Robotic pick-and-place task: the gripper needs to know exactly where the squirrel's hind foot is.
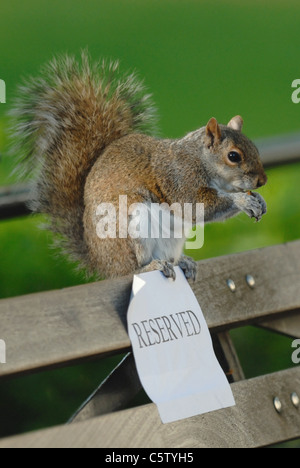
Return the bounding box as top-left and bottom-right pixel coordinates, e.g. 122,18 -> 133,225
138,259 -> 176,280
138,257 -> 197,282
178,255 -> 197,282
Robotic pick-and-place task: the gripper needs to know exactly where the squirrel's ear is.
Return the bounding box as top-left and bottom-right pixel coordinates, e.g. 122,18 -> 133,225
227,115 -> 243,132
206,117 -> 221,147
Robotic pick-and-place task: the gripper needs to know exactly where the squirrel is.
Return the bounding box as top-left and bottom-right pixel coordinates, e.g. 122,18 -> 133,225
10,52 -> 267,281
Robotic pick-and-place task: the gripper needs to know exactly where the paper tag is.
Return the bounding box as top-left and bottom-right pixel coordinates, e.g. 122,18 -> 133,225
127,267 -> 235,424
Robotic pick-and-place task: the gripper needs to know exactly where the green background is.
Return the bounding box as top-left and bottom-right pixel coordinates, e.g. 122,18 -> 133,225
0,0 -> 299,445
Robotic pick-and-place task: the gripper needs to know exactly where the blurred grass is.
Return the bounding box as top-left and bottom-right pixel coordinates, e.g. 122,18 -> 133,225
0,0 -> 299,442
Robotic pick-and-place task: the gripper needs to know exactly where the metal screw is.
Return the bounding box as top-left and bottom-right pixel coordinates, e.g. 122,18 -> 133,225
246,274 -> 255,289
291,392 -> 300,409
227,279 -> 236,292
273,396 -> 282,413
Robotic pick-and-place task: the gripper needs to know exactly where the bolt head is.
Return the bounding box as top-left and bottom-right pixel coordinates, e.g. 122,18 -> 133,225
291,392 -> 300,408
273,397 -> 282,413
246,274 -> 255,288
227,279 -> 236,292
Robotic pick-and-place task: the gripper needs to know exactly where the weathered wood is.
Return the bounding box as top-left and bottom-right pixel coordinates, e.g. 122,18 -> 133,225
69,352 -> 142,423
257,311 -> 300,338
0,241 -> 299,378
0,184 -> 31,220
0,276 -> 132,378
215,332 -> 245,382
191,240 -> 300,332
256,132 -> 300,168
1,367 -> 299,448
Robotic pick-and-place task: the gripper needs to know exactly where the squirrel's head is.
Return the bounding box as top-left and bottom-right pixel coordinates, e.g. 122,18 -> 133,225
202,116 -> 267,193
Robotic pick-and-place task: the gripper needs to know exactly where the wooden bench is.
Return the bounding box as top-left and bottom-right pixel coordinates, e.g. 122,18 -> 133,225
0,133 -> 300,448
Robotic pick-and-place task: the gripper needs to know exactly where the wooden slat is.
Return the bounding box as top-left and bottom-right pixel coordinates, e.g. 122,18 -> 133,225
256,132 -> 300,168
0,132 -> 300,221
1,367 -> 299,448
191,240 -> 300,331
0,184 -> 31,220
257,311 -> 300,338
215,332 -> 245,382
0,276 -> 133,377
0,241 -> 299,378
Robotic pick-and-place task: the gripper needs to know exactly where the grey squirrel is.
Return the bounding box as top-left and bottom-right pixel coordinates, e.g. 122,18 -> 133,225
10,52 -> 267,280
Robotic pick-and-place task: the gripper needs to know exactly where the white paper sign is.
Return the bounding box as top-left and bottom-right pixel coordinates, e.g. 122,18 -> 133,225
127,267 -> 235,424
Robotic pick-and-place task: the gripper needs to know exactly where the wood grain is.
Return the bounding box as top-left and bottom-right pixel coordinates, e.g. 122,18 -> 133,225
256,132 -> 300,167
1,367 -> 299,448
0,241 -> 299,378
258,311 -> 300,338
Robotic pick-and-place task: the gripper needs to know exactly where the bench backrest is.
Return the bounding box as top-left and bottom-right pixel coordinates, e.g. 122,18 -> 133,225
0,133 -> 300,448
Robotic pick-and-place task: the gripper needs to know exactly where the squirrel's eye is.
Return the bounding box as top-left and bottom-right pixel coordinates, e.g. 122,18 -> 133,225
227,151 -> 242,163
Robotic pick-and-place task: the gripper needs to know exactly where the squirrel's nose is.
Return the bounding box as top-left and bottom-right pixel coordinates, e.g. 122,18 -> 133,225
256,174 -> 267,188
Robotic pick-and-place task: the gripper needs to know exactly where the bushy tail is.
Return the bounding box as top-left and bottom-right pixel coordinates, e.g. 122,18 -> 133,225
10,52 -> 157,268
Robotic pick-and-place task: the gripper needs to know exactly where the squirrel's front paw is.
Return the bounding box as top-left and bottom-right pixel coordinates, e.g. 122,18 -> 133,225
250,192 -> 267,218
232,192 -> 267,222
